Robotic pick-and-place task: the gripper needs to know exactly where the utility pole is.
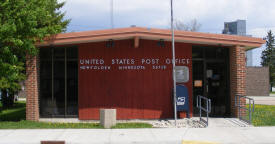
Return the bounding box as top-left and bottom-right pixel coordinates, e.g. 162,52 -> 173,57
170,0 -> 177,127
111,0 -> 114,29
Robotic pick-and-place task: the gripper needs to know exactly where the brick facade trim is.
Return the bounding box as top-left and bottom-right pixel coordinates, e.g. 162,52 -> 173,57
230,45 -> 246,117
26,55 -> 39,121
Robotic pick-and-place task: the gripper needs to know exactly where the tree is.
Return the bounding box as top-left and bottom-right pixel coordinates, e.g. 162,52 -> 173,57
0,0 -> 70,107
175,19 -> 202,32
261,30 -> 275,91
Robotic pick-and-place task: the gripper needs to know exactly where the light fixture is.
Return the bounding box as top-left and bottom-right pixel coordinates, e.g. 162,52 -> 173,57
157,39 -> 165,47
106,39 -> 114,48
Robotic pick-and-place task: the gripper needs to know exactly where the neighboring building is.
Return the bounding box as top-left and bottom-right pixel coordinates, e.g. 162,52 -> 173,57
222,20 -> 253,66
222,20 -> 246,36
246,50 -> 253,66
25,27 -> 264,121
246,67 -> 270,96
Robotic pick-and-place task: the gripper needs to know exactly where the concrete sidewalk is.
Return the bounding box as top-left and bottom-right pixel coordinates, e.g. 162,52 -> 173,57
0,127 -> 275,144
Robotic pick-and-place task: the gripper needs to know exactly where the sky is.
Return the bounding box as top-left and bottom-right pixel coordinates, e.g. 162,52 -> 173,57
59,0 -> 275,66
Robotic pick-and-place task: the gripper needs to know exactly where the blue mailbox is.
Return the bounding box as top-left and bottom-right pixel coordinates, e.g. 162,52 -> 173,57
176,85 -> 189,112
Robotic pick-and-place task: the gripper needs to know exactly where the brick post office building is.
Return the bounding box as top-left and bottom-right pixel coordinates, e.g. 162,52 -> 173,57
25,27 -> 264,121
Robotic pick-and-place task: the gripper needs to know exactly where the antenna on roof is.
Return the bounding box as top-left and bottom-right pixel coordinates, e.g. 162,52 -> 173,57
110,0 -> 114,29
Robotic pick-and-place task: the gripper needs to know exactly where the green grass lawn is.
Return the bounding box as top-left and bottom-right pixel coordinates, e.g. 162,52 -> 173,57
112,123 -> 152,129
0,101 -> 26,121
270,91 -> 275,94
250,104 -> 275,126
0,101 -> 152,129
0,120 -> 103,129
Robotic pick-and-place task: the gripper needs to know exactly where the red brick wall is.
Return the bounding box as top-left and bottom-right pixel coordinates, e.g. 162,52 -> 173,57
229,45 -> 246,117
26,55 -> 39,121
246,66 -> 269,96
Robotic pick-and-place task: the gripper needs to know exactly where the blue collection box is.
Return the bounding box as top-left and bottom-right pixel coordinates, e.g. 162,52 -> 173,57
176,85 -> 189,112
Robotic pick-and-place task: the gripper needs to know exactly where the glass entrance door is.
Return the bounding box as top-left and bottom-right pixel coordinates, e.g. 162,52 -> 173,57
206,62 -> 230,117
192,46 -> 230,117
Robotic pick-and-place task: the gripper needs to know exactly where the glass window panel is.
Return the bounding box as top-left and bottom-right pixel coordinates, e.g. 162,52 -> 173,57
67,47 -> 78,59
192,47 -> 203,58
39,48 -> 53,117
40,48 -> 52,60
67,61 -> 78,116
54,48 -> 65,60
216,47 -> 227,59
53,60 -> 65,116
205,47 -> 216,59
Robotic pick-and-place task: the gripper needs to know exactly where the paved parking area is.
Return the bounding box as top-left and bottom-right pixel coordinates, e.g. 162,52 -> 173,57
247,96 -> 275,105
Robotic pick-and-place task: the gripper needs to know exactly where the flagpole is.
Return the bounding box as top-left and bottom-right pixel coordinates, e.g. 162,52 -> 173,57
170,0 -> 177,127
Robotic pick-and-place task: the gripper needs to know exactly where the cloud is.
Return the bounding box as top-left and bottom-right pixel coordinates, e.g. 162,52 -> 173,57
59,0 -> 275,66
59,0 -> 275,32
248,27 -> 275,38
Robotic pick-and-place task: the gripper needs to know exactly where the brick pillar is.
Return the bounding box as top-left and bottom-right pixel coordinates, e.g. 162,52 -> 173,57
26,55 -> 39,121
230,45 -> 246,117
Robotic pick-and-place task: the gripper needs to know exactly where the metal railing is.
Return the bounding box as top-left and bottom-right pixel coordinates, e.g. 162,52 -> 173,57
196,95 -> 211,127
235,95 -> 254,124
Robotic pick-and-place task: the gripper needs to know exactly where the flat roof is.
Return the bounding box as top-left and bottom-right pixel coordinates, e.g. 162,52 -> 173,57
38,27 -> 265,49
